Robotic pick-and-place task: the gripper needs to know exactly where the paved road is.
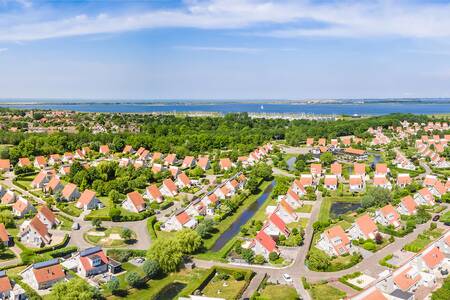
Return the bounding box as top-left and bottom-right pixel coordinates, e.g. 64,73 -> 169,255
0,246 -> 22,268
3,176 -> 46,205
272,167 -> 296,178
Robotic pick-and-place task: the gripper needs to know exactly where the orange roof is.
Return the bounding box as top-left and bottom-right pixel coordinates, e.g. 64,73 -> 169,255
393,266 -> 421,291
380,204 -> 399,221
178,172 -> 191,186
349,175 -> 362,185
310,163 -> 322,174
175,211 -> 190,225
32,262 -> 64,284
363,289 -> 388,300
373,175 -> 388,185
208,193 -> 218,203
324,175 -> 337,186
220,158 -> 232,169
0,223 -> 9,243
197,156 -> 209,169
46,176 -> 61,190
182,156 -> 195,167
353,163 -> 366,175
79,249 -> 108,272
164,153 -> 176,164
300,175 -> 313,186
127,191 -> 146,210
375,163 -> 388,174
152,152 -> 162,161
147,185 -> 162,200
13,198 -> 31,213
32,171 -> 48,186
330,162 -> 342,175
279,199 -> 295,216
306,138 -> 314,145
397,174 -> 411,185
1,191 -> 15,205
355,214 -> 377,238
0,274 -> 12,293
0,159 -> 10,170
422,247 -> 444,269
433,181 -> 446,195
29,216 -> 51,243
77,189 -> 96,206
99,145 -> 109,154
163,179 -> 177,193
324,225 -> 350,245
255,230 -> 277,252
269,213 -> 289,235
34,156 -> 47,166
39,206 -> 57,224
123,145 -> 133,154
18,157 -> 31,166
401,196 -> 417,214
345,147 -> 365,156
62,183 -> 77,199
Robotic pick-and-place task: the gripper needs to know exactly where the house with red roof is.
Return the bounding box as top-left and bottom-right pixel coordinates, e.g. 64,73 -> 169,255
251,230 -> 278,259
31,171 -> 52,189
58,165 -> 71,176
197,156 -> 210,170
135,147 -> 145,157
151,163 -> 164,174
291,179 -> 306,196
317,225 -> 353,257
19,216 -> 52,247
375,204 -> 401,228
146,185 -> 164,203
353,163 -> 366,178
122,191 -> 147,213
310,163 -> 322,177
417,246 -> 445,273
122,145 -> 134,154
201,193 -> 219,214
318,138 -> 326,146
0,224 -> 11,246
74,149 -> 85,160
181,156 -> 196,169
163,210 -> 197,231
76,189 -> 101,211
37,206 -> 60,229
219,158 -> 233,171
414,188 -> 435,206
44,176 -> 63,194
0,159 -> 10,172
160,179 -> 178,197
237,156 -> 249,168
274,199 -> 298,224
392,265 -> 422,293
164,154 -> 177,166
373,175 -> 392,190
349,175 -> 364,192
263,213 -> 290,238
21,259 -> 65,290
12,198 -> 35,218
330,162 -> 342,177
152,152 -> 162,162
48,154 -> 61,165
176,172 -> 191,189
169,166 -> 180,178
397,196 -> 418,216
76,247 -> 110,277
348,214 -> 379,240
324,175 -> 338,190
62,152 -> 74,163
33,156 -> 47,169
396,173 -> 412,187
1,190 -> 16,205
299,174 -> 313,187
0,271 -> 25,299
423,175 -> 438,187
99,145 -> 110,155
306,138 -> 314,146
17,157 -> 31,168
429,181 -> 446,198
61,183 -> 79,201
284,188 -> 303,209
350,287 -> 388,300
375,163 -> 389,176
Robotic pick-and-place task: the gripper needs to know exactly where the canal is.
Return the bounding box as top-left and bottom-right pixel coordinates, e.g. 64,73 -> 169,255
210,180 -> 275,252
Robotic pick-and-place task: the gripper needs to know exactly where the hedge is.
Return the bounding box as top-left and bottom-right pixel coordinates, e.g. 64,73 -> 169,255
147,216 -> 157,240
84,214 -> 111,221
15,234 -> 70,254
338,272 -> 363,291
12,180 -> 29,191
379,254 -> 397,269
48,246 -> 78,258
106,249 -> 147,262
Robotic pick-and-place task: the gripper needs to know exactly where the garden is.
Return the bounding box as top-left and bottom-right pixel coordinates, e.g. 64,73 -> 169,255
84,226 -> 136,248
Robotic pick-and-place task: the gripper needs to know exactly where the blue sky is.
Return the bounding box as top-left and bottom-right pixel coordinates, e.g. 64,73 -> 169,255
2,0 -> 450,100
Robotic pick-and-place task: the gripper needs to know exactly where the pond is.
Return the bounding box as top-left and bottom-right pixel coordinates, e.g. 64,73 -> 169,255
330,202 -> 362,218
153,282 -> 187,300
210,180 -> 275,252
286,156 -> 297,171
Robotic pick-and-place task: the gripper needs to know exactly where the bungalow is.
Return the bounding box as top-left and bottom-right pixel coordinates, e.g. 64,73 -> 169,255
44,176 -> 63,194
353,163 -> 366,178
163,210 -> 197,231
61,183 -> 80,201
324,175 -> 338,190
420,246 -> 446,272
197,156 -> 210,170
175,172 -> 191,189
122,191 -> 146,213
0,271 -> 25,300
317,225 -> 353,257
146,185 -> 164,203
423,175 -> 438,187
0,159 -> 10,172
164,154 -> 176,166
12,198 -> 35,218
37,206 -> 60,229
414,188 -> 435,206
397,196 -> 417,216
373,175 -> 392,190
219,158 -> 233,171
348,214 -> 378,241
375,204 -> 401,228
48,154 -> 61,166
181,156 -> 196,169
291,179 -> 306,196
99,145 -> 110,155
306,138 -> 314,146
310,163 -> 322,177
76,247 -> 110,277
19,216 -> 51,247
160,179 -> 178,197
397,174 -> 412,187
393,265 -> 422,292
263,213 -> 290,238
1,191 -> 16,205
330,162 -> 342,177
284,188 -> 302,209
21,259 -> 65,290
251,230 -> 278,259
122,145 -> 134,154
300,174 -> 313,187
76,189 -> 101,211
17,157 -> 31,168
33,156 -> 47,169
152,152 -> 162,162
429,181 -> 446,198
349,175 -> 364,192
375,163 -> 389,176
0,224 -> 11,246
74,149 -> 85,160
31,171 -> 52,189
275,199 -> 298,224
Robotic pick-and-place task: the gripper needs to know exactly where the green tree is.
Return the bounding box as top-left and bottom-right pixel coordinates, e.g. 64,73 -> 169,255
142,260 -> 160,279
0,210 -> 14,228
106,277 -> 119,294
147,238 -> 183,273
48,278 -> 101,300
109,189 -> 121,203
307,248 -> 330,271
109,206 -> 121,221
361,187 -> 392,208
126,271 -> 142,288
196,219 -> 215,238
91,219 -> 102,229
320,152 -> 334,166
245,177 -> 260,194
121,228 -> 133,241
175,229 -> 202,254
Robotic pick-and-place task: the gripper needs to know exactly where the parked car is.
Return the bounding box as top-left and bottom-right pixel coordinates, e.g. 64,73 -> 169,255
433,215 -> 441,221
282,273 -> 293,284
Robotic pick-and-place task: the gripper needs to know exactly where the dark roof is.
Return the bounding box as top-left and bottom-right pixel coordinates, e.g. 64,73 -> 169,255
80,246 -> 102,257
33,258 -> 59,269
390,289 -> 414,300
108,258 -> 121,267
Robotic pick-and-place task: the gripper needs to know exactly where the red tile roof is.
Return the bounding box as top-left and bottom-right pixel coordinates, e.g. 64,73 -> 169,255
331,162 -> 342,175
39,206 -> 57,224
147,185 -> 163,200
127,191 -> 146,211
0,159 -> 11,170
0,274 -> 12,293
355,214 -> 377,238
375,163 -> 388,174
269,213 -> 289,236
401,196 -> 417,214
77,189 -> 96,206
163,179 -> 177,193
33,263 -> 65,284
79,249 -> 108,272
422,246 -> 444,269
62,183 -> 77,199
354,163 -> 366,175
0,223 -> 9,243
30,216 -> 51,243
175,211 -> 190,225
220,158 -> 232,169
255,230 -> 277,252
393,266 -> 421,291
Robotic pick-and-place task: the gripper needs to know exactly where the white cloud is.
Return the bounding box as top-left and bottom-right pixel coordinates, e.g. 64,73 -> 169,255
3,0 -> 450,42
0,48 -> 8,53
175,46 -> 263,53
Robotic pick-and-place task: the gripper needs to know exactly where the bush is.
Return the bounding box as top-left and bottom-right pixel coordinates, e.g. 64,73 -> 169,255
126,271 -> 142,288
142,260 -> 160,279
362,241 -> 376,251
233,271 -> 244,281
106,249 -> 146,262
253,254 -> 265,265
268,252 -> 279,262
302,277 -> 310,289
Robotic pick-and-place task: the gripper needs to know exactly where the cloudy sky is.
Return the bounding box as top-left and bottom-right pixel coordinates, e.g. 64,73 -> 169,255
2,0 -> 450,99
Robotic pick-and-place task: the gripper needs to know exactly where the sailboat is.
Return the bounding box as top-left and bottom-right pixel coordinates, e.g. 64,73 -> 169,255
260,105 -> 264,110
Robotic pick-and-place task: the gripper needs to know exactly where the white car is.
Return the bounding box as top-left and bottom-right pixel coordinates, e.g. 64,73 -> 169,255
282,273 -> 293,283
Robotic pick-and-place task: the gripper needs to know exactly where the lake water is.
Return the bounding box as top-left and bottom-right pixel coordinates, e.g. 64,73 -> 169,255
1,101 -> 450,115
330,202 -> 362,218
153,282 -> 187,300
287,156 -> 297,171
210,180 -> 275,252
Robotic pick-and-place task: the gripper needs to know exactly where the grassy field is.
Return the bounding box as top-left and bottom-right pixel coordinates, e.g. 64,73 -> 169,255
318,197 -> 332,223
84,226 -> 135,248
57,213 -> 74,231
296,204 -> 312,213
202,276 -> 247,299
86,196 -> 147,219
309,283 -> 346,300
403,227 -> 445,252
257,284 -> 299,300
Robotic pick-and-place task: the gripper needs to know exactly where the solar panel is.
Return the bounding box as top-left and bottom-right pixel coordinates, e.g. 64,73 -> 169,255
33,258 -> 59,269
80,246 -> 102,257
0,271 -> 5,277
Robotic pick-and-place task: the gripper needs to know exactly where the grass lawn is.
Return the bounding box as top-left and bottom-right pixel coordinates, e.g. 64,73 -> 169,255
0,249 -> 16,261
87,196 -> 145,220
58,202 -> 82,217
84,226 -> 136,248
296,204 -> 312,213
15,180 -> 33,191
318,197 -> 332,223
258,284 -> 299,300
309,283 -> 346,300
403,228 -> 444,252
441,211 -> 450,223
201,276 -> 247,300
5,265 -> 27,277
57,213 -> 73,231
